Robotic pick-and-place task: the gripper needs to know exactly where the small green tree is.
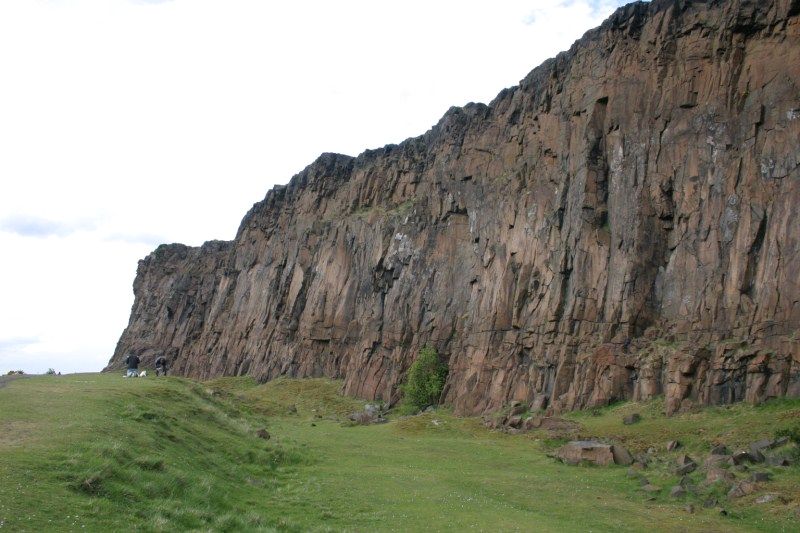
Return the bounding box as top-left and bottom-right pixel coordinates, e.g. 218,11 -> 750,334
399,346 -> 448,413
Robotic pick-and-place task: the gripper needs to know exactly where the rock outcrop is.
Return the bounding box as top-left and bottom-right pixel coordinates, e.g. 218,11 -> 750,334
108,0 -> 800,416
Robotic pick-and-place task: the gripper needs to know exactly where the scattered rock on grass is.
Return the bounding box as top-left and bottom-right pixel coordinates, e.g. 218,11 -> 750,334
611,444 -> 633,466
710,444 -> 729,456
348,407 -> 387,425
750,472 -> 771,482
755,494 -> 784,504
641,484 -> 661,493
704,454 -> 731,468
670,485 -> 686,498
666,440 -> 681,451
773,436 -> 790,448
256,429 -> 271,440
732,450 -> 764,465
623,413 -> 641,425
706,467 -> 735,484
728,481 -> 758,499
684,504 -> 695,514
703,498 -> 718,508
556,441 -> 614,466
766,454 -> 792,467
750,439 -> 775,454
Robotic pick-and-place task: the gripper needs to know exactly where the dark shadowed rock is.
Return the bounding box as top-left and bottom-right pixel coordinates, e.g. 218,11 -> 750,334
674,462 -> 697,476
256,429 -> 270,440
710,445 -> 729,456
750,472 -> 771,482
732,450 -> 763,465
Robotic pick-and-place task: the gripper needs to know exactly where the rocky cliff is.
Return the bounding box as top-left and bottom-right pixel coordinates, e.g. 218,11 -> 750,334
108,0 -> 800,416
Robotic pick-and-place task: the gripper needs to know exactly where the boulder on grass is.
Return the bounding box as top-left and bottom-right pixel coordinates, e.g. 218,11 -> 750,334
728,480 -> 758,499
706,467 -> 735,484
755,493 -> 786,504
556,441 -> 614,466
749,439 -> 775,454
670,485 -> 686,498
623,413 -> 641,425
710,444 -> 729,456
732,450 -> 764,465
704,454 -> 731,468
611,444 -> 634,466
766,455 -> 792,467
666,440 -> 681,451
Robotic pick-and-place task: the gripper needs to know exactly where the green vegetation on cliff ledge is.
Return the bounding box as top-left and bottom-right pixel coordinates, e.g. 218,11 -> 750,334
1,374 -> 798,532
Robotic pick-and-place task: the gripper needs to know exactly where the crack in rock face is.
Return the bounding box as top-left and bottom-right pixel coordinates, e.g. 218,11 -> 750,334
107,0 -> 800,416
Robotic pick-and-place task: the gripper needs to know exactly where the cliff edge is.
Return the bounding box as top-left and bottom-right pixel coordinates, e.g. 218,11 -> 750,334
108,0 -> 800,416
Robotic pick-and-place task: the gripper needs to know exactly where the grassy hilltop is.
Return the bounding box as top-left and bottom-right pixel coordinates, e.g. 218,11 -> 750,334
0,373 -> 798,532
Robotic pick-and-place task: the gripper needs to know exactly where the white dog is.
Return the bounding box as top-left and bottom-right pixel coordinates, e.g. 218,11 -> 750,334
139,370 -> 147,378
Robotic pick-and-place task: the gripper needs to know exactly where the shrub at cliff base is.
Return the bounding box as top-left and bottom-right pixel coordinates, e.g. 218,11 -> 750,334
397,346 -> 448,414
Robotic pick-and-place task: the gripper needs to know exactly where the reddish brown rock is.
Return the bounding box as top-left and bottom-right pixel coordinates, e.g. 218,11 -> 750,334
556,441 -> 614,466
107,0 -> 800,417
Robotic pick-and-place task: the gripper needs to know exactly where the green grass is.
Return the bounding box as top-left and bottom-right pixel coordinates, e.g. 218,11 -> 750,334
1,374 -> 798,531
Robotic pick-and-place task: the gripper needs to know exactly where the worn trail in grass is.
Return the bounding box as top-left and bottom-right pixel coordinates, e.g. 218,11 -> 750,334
1,374 -> 798,531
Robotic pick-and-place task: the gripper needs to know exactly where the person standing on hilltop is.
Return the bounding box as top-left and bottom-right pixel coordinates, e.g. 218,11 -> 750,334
155,355 -> 168,376
124,353 -> 140,378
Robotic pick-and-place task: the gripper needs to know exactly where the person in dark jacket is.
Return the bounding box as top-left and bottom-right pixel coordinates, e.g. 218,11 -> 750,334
125,353 -> 140,378
155,355 -> 168,376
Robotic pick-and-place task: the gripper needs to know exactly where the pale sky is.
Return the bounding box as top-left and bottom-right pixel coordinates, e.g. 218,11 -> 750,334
0,0 -> 630,374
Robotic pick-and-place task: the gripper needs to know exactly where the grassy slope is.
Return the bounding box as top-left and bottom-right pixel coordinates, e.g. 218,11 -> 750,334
1,374 -> 798,532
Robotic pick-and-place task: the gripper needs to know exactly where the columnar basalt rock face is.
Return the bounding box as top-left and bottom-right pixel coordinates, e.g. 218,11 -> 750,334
108,0 -> 800,416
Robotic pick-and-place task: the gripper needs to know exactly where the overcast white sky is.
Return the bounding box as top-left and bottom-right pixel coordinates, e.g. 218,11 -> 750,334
0,0 -> 629,374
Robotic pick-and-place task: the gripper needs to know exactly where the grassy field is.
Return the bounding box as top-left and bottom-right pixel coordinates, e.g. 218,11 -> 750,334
0,373 -> 798,532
